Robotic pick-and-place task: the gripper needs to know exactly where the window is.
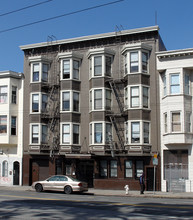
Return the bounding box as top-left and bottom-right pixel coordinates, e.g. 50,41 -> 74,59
88,48 -> 115,78
131,122 -> 140,143
73,92 -> 79,112
142,52 -> 148,72
12,86 -> 17,104
124,54 -> 128,75
42,94 -> 48,111
170,74 -> 180,94
185,74 -> 190,95
105,90 -> 111,110
143,122 -> 149,143
32,125 -> 39,143
131,87 -> 139,108
186,112 -> 191,133
143,87 -> 149,108
2,161 -> 8,177
94,123 -> 102,143
94,89 -> 102,110
66,164 -> 72,175
106,123 -> 112,143
62,124 -> 70,144
61,91 -> 80,112
0,86 -> 8,104
110,160 -> 117,177
73,124 -> 79,144
42,125 -> 48,143
125,122 -> 129,144
73,60 -> 79,80
32,63 -> 39,82
130,52 -> 139,72
162,74 -> 167,96
11,116 -> 16,135
94,56 -> 102,76
125,160 -> 133,177
100,160 -> 107,177
62,92 -> 70,111
42,64 -> 49,82
124,87 -> 128,109
32,94 -> 39,112
63,60 -> 70,79
164,113 -> 167,133
136,161 -> 143,178
171,112 -> 181,132
0,116 -> 7,134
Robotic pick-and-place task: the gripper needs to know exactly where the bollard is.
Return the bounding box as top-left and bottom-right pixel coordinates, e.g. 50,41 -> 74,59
124,184 -> 129,195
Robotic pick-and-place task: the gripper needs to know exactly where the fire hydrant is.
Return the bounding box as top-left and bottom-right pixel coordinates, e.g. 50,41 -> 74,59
124,184 -> 129,195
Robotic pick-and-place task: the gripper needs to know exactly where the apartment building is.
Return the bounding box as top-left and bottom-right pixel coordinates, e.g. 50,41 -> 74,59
157,48 -> 193,192
20,26 -> 165,190
0,71 -> 24,186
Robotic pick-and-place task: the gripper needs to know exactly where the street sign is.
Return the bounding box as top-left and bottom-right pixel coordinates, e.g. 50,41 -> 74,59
153,158 -> 158,166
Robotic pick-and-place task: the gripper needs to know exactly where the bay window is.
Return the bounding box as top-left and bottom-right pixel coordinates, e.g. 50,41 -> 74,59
130,52 -> 139,72
61,90 -> 80,112
61,123 -> 80,145
94,123 -> 102,143
31,125 -> 39,144
32,63 -> 39,82
31,124 -> 48,144
0,86 -> 8,104
94,89 -> 102,110
131,122 -> 140,143
171,112 -> 181,132
63,60 -> 70,79
131,86 -> 139,108
170,73 -> 180,94
0,115 -> 7,134
62,124 -> 70,144
31,93 -> 48,113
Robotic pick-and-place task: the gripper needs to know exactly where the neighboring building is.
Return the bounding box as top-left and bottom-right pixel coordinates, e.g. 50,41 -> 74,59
157,48 -> 193,192
0,71 -> 24,186
20,26 -> 165,190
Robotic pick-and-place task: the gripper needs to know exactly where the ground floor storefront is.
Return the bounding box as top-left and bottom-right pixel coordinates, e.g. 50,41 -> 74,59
23,154 -> 160,191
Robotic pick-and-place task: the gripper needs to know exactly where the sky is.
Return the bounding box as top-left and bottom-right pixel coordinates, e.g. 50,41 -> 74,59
0,0 -> 193,73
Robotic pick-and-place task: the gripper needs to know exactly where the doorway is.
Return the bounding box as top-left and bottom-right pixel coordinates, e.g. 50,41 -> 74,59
146,167 -> 154,191
13,161 -> 20,185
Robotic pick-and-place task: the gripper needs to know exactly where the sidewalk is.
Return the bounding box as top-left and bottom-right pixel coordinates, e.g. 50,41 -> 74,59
1,185 -> 193,199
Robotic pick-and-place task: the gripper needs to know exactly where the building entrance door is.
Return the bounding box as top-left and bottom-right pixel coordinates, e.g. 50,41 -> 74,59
13,161 -> 20,185
146,167 -> 154,191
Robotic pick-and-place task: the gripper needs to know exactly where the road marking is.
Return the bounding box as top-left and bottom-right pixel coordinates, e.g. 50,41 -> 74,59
0,194 -> 193,210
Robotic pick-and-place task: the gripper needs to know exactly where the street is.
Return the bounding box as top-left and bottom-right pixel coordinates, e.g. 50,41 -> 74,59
0,189 -> 193,219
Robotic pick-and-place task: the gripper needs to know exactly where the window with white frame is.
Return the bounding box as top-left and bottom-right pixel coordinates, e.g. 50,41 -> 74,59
90,88 -> 112,111
90,122 -> 112,145
171,112 -> 181,132
125,121 -> 150,144
11,116 -> 16,135
170,73 -> 180,94
88,48 -> 115,78
125,160 -> 133,178
0,115 -> 7,134
58,52 -> 82,80
12,86 -> 17,104
122,44 -> 151,75
30,61 -> 49,83
162,73 -> 167,97
186,112 -> 191,133
31,124 -> 48,144
0,86 -> 8,104
125,85 -> 149,109
2,160 -> 8,177
61,123 -> 80,145
110,160 -> 117,177
164,113 -> 167,133
185,74 -> 190,95
31,93 -> 48,113
61,91 -> 80,112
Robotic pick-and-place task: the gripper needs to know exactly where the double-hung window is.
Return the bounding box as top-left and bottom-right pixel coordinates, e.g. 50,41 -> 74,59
170,73 -> 180,94
11,116 -> 17,135
94,123 -> 102,144
94,89 -> 102,110
131,86 -> 139,108
100,160 -> 107,177
171,112 -> 181,132
63,60 -> 70,79
31,125 -> 39,144
73,92 -> 79,112
143,87 -> 149,108
143,122 -> 149,143
186,112 -> 191,133
105,123 -> 112,143
61,123 -> 80,145
62,124 -> 70,144
0,116 -> 7,134
164,113 -> 167,133
162,74 -> 167,96
42,125 -> 48,144
110,160 -> 117,177
42,64 -> 49,82
32,94 -> 39,112
0,86 -> 8,104
31,124 -> 48,144
12,86 -> 17,104
73,60 -> 79,80
130,52 -> 139,73
61,91 -> 79,112
42,94 -> 48,112
185,74 -> 190,95
131,122 -> 140,143
62,92 -> 70,111
32,63 -> 40,82
94,56 -> 102,76
125,160 -> 133,178
73,124 -> 79,144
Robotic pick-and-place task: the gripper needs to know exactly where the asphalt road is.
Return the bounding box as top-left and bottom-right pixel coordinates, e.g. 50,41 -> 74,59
0,189 -> 193,219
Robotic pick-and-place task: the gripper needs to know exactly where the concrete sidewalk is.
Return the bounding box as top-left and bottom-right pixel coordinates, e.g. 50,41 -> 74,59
1,185 -> 193,199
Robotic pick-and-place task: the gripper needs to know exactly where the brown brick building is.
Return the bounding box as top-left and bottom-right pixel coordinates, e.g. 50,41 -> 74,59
20,26 -> 165,190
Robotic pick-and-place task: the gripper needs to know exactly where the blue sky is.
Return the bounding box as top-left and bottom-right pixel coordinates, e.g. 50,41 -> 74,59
1,0 -> 193,73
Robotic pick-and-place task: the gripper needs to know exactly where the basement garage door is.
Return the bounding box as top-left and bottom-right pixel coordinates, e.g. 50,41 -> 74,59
31,160 -> 49,183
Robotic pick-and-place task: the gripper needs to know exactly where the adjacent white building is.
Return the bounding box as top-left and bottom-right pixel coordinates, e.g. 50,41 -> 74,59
0,71 -> 24,186
157,49 -> 193,192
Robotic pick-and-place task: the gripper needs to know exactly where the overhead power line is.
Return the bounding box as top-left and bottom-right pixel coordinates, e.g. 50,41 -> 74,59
0,0 -> 124,34
0,0 -> 53,17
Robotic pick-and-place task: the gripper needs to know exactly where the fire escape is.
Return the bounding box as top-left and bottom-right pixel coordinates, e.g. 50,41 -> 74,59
41,36 -> 60,157
106,26 -> 126,155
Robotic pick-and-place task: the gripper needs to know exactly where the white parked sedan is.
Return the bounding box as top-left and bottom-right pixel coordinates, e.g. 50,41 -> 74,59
32,175 -> 88,194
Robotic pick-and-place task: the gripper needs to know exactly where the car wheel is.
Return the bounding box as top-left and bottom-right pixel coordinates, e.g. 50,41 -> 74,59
64,185 -> 72,194
35,183 -> 43,192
